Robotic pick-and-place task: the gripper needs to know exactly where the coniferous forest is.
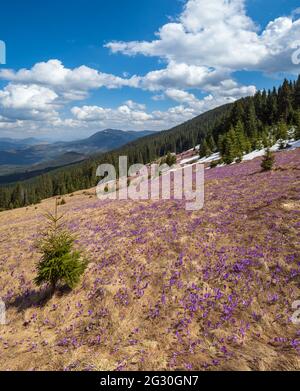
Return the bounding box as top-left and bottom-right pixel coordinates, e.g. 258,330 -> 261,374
1,76 -> 300,211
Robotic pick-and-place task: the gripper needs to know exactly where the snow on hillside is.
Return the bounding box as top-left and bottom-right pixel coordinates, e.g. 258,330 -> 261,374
290,139 -> 300,149
243,139 -> 300,161
198,152 -> 221,164
180,155 -> 200,165
179,139 -> 300,167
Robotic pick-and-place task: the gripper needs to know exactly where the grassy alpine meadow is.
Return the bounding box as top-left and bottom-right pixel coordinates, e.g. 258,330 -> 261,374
0,148 -> 299,371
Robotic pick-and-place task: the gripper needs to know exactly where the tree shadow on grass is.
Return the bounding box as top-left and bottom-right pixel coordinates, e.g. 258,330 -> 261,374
7,285 -> 72,312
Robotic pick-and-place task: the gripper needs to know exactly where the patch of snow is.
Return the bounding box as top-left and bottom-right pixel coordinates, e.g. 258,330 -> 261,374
242,149 -> 266,161
179,139 -> 299,169
243,139 -> 300,162
180,152 -> 221,166
186,145 -> 200,152
198,152 -> 220,164
289,139 -> 300,149
180,155 -> 200,165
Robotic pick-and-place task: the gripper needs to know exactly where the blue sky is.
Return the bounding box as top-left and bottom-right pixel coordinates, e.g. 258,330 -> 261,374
0,0 -> 300,140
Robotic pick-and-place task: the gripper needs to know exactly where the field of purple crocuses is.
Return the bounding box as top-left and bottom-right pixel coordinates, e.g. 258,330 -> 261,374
0,149 -> 299,370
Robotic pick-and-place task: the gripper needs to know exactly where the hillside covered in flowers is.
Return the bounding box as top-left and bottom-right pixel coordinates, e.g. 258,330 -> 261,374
0,148 -> 299,371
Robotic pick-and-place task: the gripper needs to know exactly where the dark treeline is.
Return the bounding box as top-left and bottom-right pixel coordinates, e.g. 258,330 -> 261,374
200,77 -> 300,163
1,76 -> 300,211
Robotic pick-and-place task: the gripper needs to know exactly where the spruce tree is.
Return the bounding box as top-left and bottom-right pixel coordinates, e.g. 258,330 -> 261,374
294,110 -> 300,140
261,149 -> 275,171
266,89 -> 278,125
164,152 -> 177,166
207,134 -> 217,152
278,79 -> 293,123
222,128 -> 237,164
277,120 -> 288,149
230,100 -> 245,126
235,120 -> 247,157
199,139 -> 211,158
34,199 -> 87,294
294,76 -> 300,109
245,100 -> 257,138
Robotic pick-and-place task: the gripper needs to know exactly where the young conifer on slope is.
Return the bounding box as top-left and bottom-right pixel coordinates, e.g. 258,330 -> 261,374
34,198 -> 87,294
261,148 -> 275,171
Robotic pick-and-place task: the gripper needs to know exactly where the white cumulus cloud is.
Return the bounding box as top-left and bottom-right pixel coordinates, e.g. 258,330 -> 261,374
106,0 -> 300,75
0,59 -> 140,101
1,0 -> 299,137
0,83 -> 59,121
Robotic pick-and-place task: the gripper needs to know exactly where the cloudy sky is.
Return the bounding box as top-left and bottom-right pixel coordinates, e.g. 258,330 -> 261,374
0,0 -> 300,140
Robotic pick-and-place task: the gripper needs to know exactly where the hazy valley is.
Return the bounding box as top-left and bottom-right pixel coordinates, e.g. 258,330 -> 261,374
0,129 -> 154,180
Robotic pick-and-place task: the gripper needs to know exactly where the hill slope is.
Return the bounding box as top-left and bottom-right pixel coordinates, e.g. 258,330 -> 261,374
0,148 -> 299,370
1,75 -> 299,210
0,103 -> 232,206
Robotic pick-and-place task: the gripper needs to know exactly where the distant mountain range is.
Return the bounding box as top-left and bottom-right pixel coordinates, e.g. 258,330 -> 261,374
0,137 -> 42,150
0,129 -> 154,176
52,129 -> 154,153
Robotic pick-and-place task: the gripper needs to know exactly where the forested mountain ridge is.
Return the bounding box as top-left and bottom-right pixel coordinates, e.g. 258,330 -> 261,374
1,76 -> 300,211
52,129 -> 155,153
